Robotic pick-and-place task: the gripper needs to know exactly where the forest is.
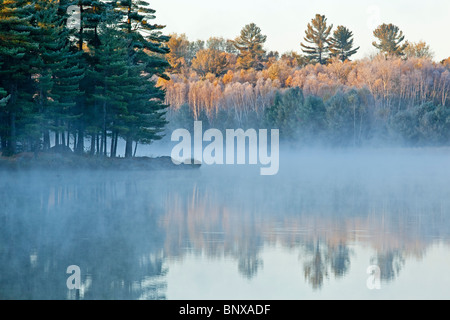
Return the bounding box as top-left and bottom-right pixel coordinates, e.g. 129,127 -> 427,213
1,1 -> 450,158
162,19 -> 450,147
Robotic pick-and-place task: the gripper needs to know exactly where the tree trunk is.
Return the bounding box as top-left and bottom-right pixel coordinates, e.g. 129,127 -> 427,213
125,135 -> 133,158
55,127 -> 59,146
100,130 -> 105,156
43,130 -> 50,150
0,113 -> 6,151
90,134 -> 95,156
110,131 -> 115,158
102,130 -> 107,157
96,134 -> 100,156
113,133 -> 119,157
133,141 -> 138,157
73,131 -> 77,150
62,131 -> 66,147
67,125 -> 70,148
76,127 -> 84,154
78,1 -> 84,51
0,132 -> 6,151
7,112 -> 17,155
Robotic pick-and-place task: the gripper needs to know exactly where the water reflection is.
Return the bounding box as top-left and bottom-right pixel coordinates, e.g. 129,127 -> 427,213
0,150 -> 450,299
0,171 -> 168,300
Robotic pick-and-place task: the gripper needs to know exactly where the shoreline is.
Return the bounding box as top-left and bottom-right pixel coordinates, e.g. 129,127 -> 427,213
0,153 -> 201,171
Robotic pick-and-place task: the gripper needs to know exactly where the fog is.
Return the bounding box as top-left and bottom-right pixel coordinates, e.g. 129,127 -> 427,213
1,147 -> 450,299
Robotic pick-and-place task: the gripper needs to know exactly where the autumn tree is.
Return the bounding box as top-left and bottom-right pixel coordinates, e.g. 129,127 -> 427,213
207,37 -> 238,54
166,33 -> 191,73
372,23 -> 407,57
233,23 -> 267,70
329,26 -> 360,62
404,41 -> 434,60
442,57 -> 450,67
187,40 -> 205,62
192,49 -> 229,77
301,14 -> 333,65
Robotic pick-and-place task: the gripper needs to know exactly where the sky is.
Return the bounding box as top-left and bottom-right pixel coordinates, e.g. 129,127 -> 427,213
151,0 -> 450,61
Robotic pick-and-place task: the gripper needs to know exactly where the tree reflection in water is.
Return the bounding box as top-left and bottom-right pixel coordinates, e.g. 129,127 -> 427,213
1,154 -> 450,299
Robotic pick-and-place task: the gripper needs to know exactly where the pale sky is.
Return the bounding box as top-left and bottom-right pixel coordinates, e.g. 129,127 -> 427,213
151,0 -> 450,61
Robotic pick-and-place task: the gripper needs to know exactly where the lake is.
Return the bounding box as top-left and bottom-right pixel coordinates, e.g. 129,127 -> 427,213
1,148 -> 450,300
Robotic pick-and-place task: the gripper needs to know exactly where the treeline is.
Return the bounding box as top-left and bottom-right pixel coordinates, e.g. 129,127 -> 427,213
2,6 -> 449,156
0,0 -> 170,157
161,15 -> 450,146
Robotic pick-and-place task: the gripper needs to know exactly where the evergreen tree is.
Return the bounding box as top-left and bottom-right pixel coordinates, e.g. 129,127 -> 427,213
233,23 -> 267,70
301,14 -> 333,65
329,26 -> 360,62
265,87 -> 304,139
372,23 -> 407,57
72,0 -> 108,154
88,26 -> 133,157
0,0 -> 39,155
33,0 -> 84,151
115,0 -> 170,75
115,0 -> 170,157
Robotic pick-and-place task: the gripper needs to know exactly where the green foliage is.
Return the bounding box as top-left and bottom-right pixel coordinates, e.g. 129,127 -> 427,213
265,87 -> 304,139
0,0 -> 40,155
326,89 -> 370,146
390,103 -> 450,145
329,26 -> 360,62
300,95 -> 327,138
0,0 -> 170,157
265,88 -> 327,141
33,0 -> 84,151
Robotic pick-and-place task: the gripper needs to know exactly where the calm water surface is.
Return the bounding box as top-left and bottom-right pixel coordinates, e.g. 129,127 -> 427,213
1,148 -> 450,300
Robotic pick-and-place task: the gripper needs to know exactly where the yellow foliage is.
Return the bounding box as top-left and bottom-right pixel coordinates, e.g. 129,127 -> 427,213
442,57 -> 450,67
285,75 -> 293,87
222,70 -> 234,84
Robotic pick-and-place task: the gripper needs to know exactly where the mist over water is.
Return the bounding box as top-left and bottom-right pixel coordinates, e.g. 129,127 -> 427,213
1,147 -> 450,300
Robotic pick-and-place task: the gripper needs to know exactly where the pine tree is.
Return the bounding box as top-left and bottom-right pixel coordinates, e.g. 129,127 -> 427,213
115,0 -> 170,73
301,14 -> 333,65
0,73 -> 9,152
329,26 -> 360,62
233,23 -> 267,70
33,0 -> 84,151
372,23 -> 407,57
88,22 -> 136,157
72,0 -> 107,154
115,0 -> 170,157
0,0 -> 39,155
123,66 -> 168,157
